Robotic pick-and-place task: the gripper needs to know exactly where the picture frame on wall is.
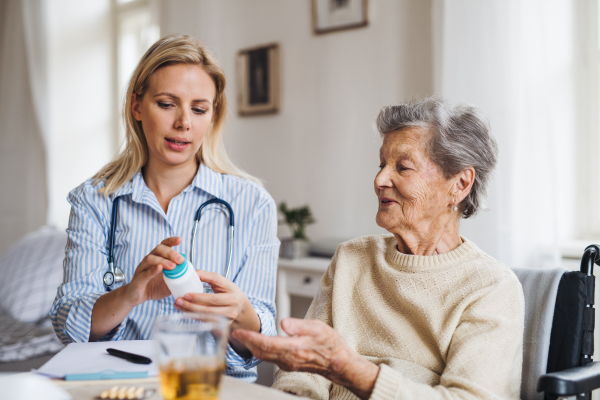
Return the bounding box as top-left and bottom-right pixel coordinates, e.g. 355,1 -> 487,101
312,0 -> 368,34
236,43 -> 280,116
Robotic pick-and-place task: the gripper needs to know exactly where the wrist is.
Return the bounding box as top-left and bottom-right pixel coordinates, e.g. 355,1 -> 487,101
337,354 -> 379,400
119,283 -> 143,307
232,297 -> 260,332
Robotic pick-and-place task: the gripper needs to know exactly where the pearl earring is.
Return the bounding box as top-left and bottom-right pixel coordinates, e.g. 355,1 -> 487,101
453,205 -> 458,212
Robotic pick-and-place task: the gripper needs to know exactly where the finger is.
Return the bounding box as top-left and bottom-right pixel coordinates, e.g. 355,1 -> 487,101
174,296 -> 236,318
230,329 -> 260,351
135,264 -> 163,285
281,318 -> 327,337
196,270 -> 235,290
232,331 -> 312,372
232,331 -> 326,373
151,244 -> 184,266
231,329 -> 260,345
160,236 -> 182,247
146,264 -> 163,279
233,329 -> 297,356
144,254 -> 177,271
231,330 -> 281,359
183,292 -> 233,307
174,298 -> 210,314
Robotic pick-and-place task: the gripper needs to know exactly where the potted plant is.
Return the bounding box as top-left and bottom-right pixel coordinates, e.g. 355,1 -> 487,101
278,202 -> 316,259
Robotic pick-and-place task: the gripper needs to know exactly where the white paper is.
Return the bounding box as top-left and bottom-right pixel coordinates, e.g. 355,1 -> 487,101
36,340 -> 159,379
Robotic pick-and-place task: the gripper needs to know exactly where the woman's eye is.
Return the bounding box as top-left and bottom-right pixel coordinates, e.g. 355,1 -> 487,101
193,108 -> 207,115
157,101 -> 173,109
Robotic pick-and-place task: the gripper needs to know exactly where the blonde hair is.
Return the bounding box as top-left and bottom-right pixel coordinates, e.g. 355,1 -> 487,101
94,35 -> 260,195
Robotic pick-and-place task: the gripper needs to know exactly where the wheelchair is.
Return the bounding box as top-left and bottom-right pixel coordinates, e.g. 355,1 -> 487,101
514,245 -> 600,400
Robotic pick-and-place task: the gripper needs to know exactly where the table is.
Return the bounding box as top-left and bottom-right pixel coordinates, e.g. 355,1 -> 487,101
55,375 -> 304,400
276,257 -> 330,335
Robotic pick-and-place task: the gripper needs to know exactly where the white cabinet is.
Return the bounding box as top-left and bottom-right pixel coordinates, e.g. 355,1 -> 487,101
275,257 -> 331,335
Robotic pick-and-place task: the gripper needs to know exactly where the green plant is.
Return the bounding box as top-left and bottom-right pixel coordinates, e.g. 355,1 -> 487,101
278,202 -> 316,241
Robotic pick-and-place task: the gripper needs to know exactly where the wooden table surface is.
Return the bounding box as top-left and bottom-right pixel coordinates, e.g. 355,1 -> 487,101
55,375 -> 304,400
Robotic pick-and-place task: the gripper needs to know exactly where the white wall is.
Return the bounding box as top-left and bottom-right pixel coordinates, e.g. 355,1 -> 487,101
46,0 -> 114,229
158,0 -> 433,243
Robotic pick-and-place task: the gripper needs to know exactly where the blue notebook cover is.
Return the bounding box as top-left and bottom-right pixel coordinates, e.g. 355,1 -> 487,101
65,370 -> 149,381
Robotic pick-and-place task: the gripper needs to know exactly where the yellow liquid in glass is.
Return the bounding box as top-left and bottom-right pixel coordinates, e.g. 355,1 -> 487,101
160,357 -> 224,400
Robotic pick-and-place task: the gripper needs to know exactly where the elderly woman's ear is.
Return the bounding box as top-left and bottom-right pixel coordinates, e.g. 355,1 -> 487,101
451,167 -> 476,209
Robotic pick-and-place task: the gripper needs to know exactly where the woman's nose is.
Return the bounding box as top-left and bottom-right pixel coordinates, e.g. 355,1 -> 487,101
174,109 -> 191,130
375,166 -> 393,188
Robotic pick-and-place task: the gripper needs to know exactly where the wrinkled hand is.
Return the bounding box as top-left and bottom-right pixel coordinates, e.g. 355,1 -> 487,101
232,318 -> 353,377
231,318 -> 379,399
174,271 -> 256,331
124,237 -> 183,305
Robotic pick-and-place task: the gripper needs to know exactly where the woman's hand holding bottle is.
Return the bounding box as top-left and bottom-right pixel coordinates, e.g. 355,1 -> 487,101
122,236 -> 183,305
174,270 -> 261,358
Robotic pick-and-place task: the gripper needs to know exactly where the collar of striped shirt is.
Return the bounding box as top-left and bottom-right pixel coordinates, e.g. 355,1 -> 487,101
110,162 -> 223,202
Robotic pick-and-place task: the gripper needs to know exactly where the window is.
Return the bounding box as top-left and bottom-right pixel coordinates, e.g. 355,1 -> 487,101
111,0 -> 160,151
593,2 -> 600,238
581,0 -> 600,238
562,1 -> 600,258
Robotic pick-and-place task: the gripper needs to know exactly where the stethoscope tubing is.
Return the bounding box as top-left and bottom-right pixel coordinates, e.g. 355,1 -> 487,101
108,196 -> 119,266
104,196 -> 124,287
190,198 -> 235,281
106,195 -> 235,288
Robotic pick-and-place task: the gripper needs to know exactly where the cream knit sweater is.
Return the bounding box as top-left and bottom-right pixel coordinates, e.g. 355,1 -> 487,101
272,234 -> 524,400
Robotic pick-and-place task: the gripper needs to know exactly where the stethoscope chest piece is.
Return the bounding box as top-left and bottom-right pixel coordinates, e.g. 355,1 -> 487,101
103,266 -> 125,287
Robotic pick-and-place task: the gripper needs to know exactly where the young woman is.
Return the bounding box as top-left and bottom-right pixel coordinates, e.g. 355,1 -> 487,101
50,35 -> 279,382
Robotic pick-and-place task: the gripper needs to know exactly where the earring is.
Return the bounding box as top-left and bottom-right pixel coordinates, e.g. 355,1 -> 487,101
453,204 -> 458,212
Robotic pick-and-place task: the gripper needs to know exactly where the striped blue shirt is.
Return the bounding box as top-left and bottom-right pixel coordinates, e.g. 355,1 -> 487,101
50,163 -> 280,382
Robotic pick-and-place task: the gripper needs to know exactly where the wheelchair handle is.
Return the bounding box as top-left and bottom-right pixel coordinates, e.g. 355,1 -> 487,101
581,245 -> 600,276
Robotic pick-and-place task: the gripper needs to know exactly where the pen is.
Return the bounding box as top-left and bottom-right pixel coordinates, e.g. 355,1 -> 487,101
106,348 -> 152,364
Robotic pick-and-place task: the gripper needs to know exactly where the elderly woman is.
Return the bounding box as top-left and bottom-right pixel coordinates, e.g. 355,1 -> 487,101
233,97 -> 524,400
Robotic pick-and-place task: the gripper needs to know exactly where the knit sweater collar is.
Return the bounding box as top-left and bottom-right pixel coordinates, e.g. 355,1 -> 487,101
385,235 -> 480,272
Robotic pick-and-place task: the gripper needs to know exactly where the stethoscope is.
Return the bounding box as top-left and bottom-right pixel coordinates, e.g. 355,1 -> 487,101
103,196 -> 235,288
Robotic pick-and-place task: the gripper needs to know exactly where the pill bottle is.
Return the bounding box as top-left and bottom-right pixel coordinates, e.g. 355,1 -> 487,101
162,254 -> 205,299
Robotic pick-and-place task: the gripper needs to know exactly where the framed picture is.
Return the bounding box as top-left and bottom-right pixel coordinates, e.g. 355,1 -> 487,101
236,43 -> 280,116
312,0 -> 368,34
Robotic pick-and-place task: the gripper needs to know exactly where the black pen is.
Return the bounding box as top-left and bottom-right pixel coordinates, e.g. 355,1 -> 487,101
106,348 -> 152,364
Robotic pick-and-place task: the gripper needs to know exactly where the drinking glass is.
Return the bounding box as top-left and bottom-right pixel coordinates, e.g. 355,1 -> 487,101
153,313 -> 228,400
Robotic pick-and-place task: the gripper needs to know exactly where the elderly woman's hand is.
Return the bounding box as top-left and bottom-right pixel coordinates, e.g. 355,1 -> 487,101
232,318 -> 380,400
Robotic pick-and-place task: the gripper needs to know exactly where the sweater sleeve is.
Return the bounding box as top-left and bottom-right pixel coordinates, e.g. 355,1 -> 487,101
270,254 -> 337,400
370,272 -> 524,400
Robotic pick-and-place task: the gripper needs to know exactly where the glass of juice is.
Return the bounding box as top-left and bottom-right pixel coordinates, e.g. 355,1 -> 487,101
153,313 -> 228,400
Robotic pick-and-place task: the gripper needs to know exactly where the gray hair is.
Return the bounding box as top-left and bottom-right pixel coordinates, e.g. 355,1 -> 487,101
376,96 -> 498,218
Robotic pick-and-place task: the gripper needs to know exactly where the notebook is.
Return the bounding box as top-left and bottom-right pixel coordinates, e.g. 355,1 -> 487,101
36,340 -> 159,380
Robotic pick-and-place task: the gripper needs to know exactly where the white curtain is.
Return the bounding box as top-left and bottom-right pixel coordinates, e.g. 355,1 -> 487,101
0,0 -> 49,254
21,0 -> 49,146
433,0 -> 578,270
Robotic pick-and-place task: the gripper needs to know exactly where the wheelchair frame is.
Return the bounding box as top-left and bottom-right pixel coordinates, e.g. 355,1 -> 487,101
537,245 -> 600,400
